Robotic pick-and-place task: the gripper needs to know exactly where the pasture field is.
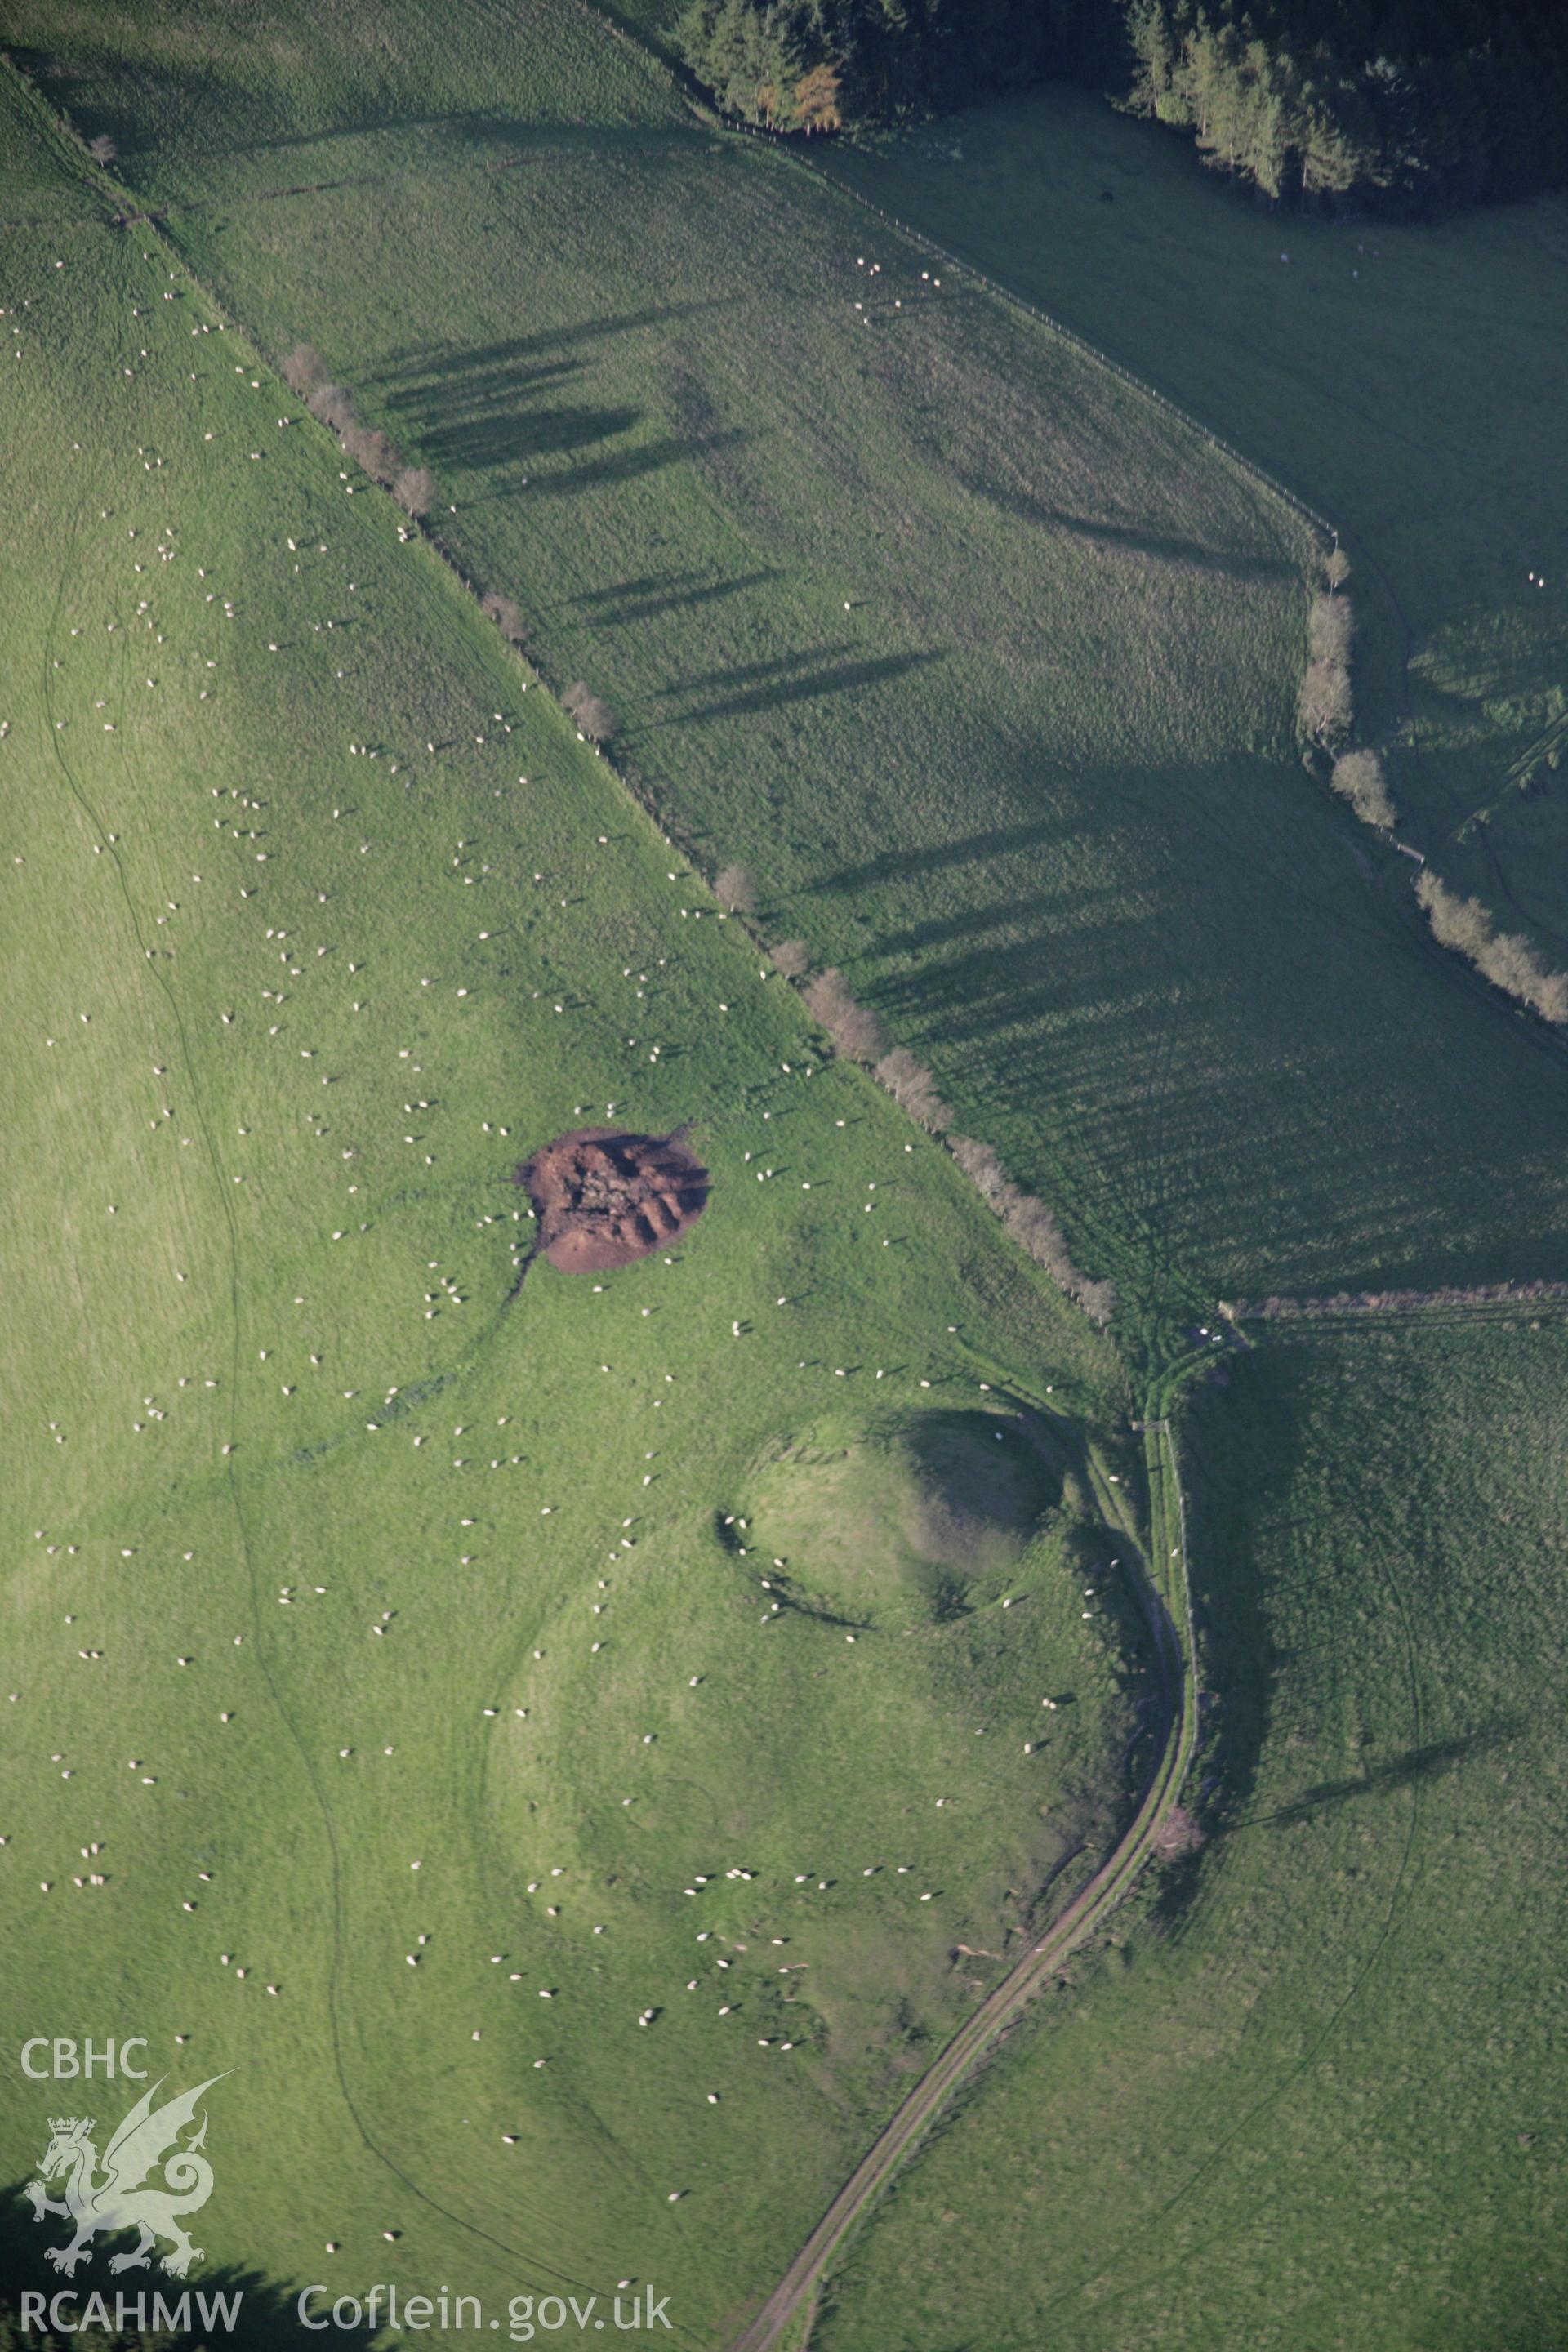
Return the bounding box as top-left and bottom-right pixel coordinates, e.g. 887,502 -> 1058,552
16,0 -> 1568,1326
825,85 -> 1568,967
7,10 -> 1568,2349
813,1309 -> 1568,2352
0,69 -> 1151,2330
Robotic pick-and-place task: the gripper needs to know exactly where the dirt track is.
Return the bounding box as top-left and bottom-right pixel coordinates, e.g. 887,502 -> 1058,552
515,1126 -> 709,1272
728,1410 -> 1199,2352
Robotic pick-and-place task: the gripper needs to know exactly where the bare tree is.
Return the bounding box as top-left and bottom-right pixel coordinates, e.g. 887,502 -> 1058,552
393,466 -> 436,518
1307,592 -> 1355,665
1323,546 -> 1352,591
804,969 -> 887,1062
87,132 -> 118,164
714,865 -> 758,915
949,1133 -> 1008,1202
1076,1276 -> 1119,1325
306,381 -> 357,431
1416,870 -> 1568,1022
768,939 -> 811,978
281,344 -> 327,397
1298,657 -> 1352,746
341,423 -> 399,485
563,682 -> 617,742
1486,931 -> 1568,1022
875,1046 -> 951,1131
1154,1806 -> 1205,1858
481,591 -> 526,643
1330,747 -> 1395,829
947,1136 -> 1115,1321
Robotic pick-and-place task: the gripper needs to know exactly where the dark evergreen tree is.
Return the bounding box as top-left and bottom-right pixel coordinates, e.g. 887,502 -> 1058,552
678,0 -> 1568,212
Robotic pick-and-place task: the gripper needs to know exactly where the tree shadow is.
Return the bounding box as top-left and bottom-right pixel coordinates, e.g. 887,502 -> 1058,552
648,648 -> 942,727
375,305 -> 729,388
1236,1723 -> 1520,1829
956,477 -> 1302,580
557,568 -> 781,630
416,399 -> 643,477
528,429 -> 751,500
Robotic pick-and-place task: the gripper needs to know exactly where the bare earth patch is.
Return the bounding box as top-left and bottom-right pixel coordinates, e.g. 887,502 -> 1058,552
516,1127 -> 710,1272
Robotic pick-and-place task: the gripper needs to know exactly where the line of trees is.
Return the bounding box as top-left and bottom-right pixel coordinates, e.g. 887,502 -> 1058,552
948,1137 -> 1118,1323
1297,548 -> 1398,831
677,0 -> 1568,212
757,926 -> 1116,1321
281,345 -> 436,517
675,0 -> 1120,134
1415,870 -> 1568,1022
1293,546 -> 1566,1022
1123,0 -> 1568,213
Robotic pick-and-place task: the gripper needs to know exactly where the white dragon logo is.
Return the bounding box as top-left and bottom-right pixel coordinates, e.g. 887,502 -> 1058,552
24,2074 -> 228,2279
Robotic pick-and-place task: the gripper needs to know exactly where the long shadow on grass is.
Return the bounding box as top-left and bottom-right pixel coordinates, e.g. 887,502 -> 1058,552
956,480 -> 1302,581
412,399 -> 643,476
805,734 -> 1568,1294
561,567 -> 782,630
0,2182 -> 373,2350
1233,1722 -> 1520,1829
1150,1353 -> 1304,1929
529,428 -> 751,500
649,648 -> 942,727
807,817 -> 1082,897
376,307 -> 729,387
380,351 -> 581,420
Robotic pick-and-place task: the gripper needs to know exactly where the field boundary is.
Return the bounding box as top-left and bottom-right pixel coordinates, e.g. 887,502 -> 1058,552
565,0 -> 1335,559
1225,1280 -> 1568,1321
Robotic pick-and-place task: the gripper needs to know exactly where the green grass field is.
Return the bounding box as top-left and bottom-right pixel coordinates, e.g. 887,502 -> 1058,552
813,1310 -> 1568,2352
0,66 -> 1153,2332
823,84 -> 1568,966
7,9 -> 1568,2346
16,0 -> 1568,1330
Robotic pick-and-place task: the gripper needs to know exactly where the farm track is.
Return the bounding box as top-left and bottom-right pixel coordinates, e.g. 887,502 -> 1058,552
728,1384 -> 1201,2352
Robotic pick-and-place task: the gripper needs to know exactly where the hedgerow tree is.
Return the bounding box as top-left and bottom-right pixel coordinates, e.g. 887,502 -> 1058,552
480,590 -> 526,644
1416,871 -> 1568,1021
393,466 -> 437,518
564,681 -> 618,742
305,380 -> 356,432
947,1135 -> 1116,1321
714,864 -> 759,914
804,968 -> 888,1062
875,1046 -> 951,1131
341,423 -> 399,485
1330,747 -> 1396,828
1307,592 -> 1356,666
281,344 -> 326,397
1299,657 -> 1353,746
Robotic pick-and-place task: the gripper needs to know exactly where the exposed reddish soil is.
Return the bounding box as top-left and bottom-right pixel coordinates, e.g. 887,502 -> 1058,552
516,1127 -> 710,1272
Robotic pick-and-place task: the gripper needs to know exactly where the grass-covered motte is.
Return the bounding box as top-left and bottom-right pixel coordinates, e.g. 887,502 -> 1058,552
0,63 -> 1145,2327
